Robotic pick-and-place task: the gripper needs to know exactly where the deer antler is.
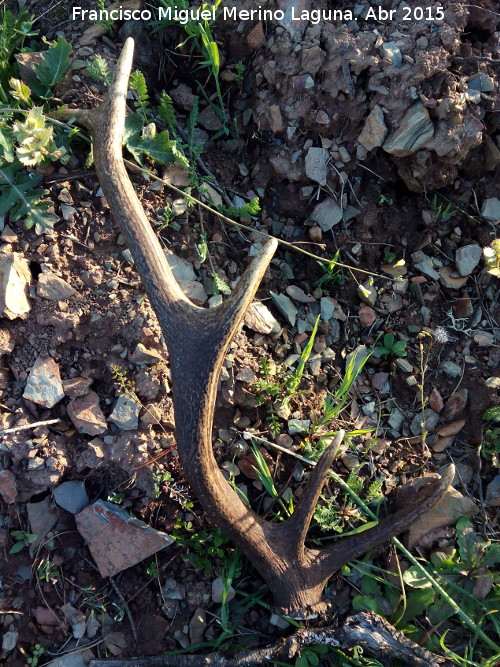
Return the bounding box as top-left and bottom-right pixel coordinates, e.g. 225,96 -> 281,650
53,38 -> 454,617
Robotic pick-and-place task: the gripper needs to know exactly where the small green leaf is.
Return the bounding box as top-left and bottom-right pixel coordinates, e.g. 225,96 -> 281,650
32,36 -> 71,97
456,516 -> 481,569
9,78 -> 32,104
400,587 -> 436,625
352,595 -> 385,615
0,125 -> 14,163
383,333 -> 395,348
392,341 -> 407,357
483,405 -> 500,422
403,565 -> 434,588
9,540 -> 26,554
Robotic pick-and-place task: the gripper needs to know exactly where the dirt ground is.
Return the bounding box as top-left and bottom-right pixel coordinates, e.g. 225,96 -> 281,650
0,0 -> 499,665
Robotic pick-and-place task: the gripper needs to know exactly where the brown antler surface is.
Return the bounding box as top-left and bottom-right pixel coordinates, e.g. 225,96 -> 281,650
53,38 -> 455,616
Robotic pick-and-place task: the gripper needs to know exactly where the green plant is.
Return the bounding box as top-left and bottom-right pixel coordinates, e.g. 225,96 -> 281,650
27,644 -> 45,667
152,469 -> 174,498
250,443 -> 293,519
482,407 -> 500,465
372,333 -> 407,358
430,193 -> 454,223
235,60 -> 245,88
129,70 -> 151,122
146,561 -> 160,578
316,250 -> 346,287
378,193 -> 393,206
94,0 -> 114,33
216,196 -> 260,219
9,529 -> 37,553
37,555 -> 59,584
0,9 -> 37,104
171,517 -> 232,573
483,239 -> 500,278
87,53 -> 112,85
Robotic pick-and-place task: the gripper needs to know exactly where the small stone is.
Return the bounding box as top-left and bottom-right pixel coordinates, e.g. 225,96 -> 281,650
429,388 -> 444,413
244,301 -> 281,335
23,356 -> 64,408
443,388 -> 468,419
455,244 -> 482,276
357,281 -> 377,306
0,469 -> 17,504
2,631 -> 18,651
442,361 -> 462,378
130,343 -> 163,365
452,294 -> 473,319
62,377 -> 93,398
164,253 -> 197,281
37,271 -> 76,300
212,577 -> 235,604
395,358 -> 413,373
53,481 -> 89,514
436,420 -> 465,437
468,72 -> 494,92
481,197 -> 500,223
341,453 -> 360,471
67,391 -> 107,436
412,252 -> 440,280
286,285 -> 316,303
473,330 -> 495,347
485,377 -> 500,389
310,197 -> 342,231
305,147 -> 329,185
439,266 -> 468,289
388,407 -> 404,431
358,305 -> 376,327
60,204 -> 77,221
410,409 -> 439,436
308,226 -> 322,243
383,103 -> 434,157
60,603 -> 86,639
371,372 -> 389,392
189,608 -> 207,645
236,368 -> 256,384
0,252 -> 31,319
270,292 -> 298,327
485,476 -> 500,506
197,105 -> 223,131
431,436 -> 454,453
269,613 -> 290,629
247,21 -> 265,49
380,41 -> 402,67
178,280 -> 208,305
76,500 -> 173,577
266,105 -> 283,133
288,419 -> 310,435
0,328 -> 15,356
108,395 -> 141,431
320,296 -> 336,321
357,105 -> 387,151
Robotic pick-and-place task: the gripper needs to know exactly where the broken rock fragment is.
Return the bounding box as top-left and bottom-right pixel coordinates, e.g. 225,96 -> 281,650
23,356 -> 64,409
0,252 -> 31,319
37,271 -> 76,300
108,394 -> 141,431
76,500 -> 173,577
357,105 -> 387,151
244,301 -> 280,334
67,390 -> 107,436
0,469 -> 17,504
383,103 -> 434,157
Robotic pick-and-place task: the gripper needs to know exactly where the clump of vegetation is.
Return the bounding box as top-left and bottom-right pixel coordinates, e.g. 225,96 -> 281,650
483,238 -> 500,278
372,332 -> 407,358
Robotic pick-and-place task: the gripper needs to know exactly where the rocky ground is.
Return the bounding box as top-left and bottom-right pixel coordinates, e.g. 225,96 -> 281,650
0,0 -> 499,665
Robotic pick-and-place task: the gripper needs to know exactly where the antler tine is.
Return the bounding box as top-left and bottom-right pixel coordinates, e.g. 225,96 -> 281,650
59,37 -> 456,617
284,430 -> 345,557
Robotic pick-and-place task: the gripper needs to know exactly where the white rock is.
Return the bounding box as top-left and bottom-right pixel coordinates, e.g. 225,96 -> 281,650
0,252 -> 31,319
37,271 -> 76,300
481,197 -> 500,223
108,395 -> 141,430
244,301 -> 281,334
23,356 -> 64,408
305,147 -> 329,185
455,244 -> 482,276
310,197 -> 342,231
270,292 -> 298,327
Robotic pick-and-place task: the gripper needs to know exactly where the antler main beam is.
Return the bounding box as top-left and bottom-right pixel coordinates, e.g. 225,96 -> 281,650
54,38 -> 454,616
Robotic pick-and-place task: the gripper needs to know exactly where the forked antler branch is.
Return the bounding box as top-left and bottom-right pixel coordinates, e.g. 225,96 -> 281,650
53,38 -> 454,616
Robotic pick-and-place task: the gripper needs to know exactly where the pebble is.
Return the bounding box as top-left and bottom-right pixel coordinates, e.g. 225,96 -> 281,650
62,377 -> 93,398
443,388 -> 468,419
429,387 -> 444,413
53,481 -> 89,514
212,577 -> 235,603
189,608 -> 207,645
436,419 -> 465,437
288,419 -> 310,434
431,436 -> 454,452
395,358 -> 413,373
129,343 -> 163,365
308,226 -> 322,243
357,281 -> 377,306
0,470 -> 17,504
380,41 -> 402,67
108,395 -> 141,430
67,390 -> 107,436
76,500 -> 173,577
412,251 -> 440,280
473,331 -> 495,347
2,631 -> 18,651
0,252 -> 31,319
305,147 -> 329,185
358,305 -> 376,327
455,244 -> 482,276
481,197 -> 500,223
23,356 -> 65,408
468,72 -> 495,92
439,266 -> 468,289
410,409 -> 439,436
270,292 -> 298,327
357,105 -> 387,151
310,197 -> 343,231
244,301 -> 281,334
269,613 -> 290,629
442,361 -> 462,378
383,103 -> 433,156
37,272 -> 76,300
286,285 -> 316,303
485,476 -> 500,506
236,368 -> 256,384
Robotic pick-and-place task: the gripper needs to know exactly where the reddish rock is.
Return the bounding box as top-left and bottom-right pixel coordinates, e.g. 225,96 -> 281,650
443,388 -> 468,420
247,21 -> 265,49
67,390 -> 107,436
429,387 -> 444,413
452,293 -> 473,319
308,226 -> 322,243
0,469 -> 17,504
62,376 -> 93,399
436,419 -> 465,438
75,500 -> 173,578
33,606 -> 59,626
431,436 -> 454,452
358,305 -> 377,327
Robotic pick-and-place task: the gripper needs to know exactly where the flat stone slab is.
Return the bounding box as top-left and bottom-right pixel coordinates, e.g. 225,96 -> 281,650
37,272 -> 76,300
67,390 -> 107,436
23,356 -> 64,408
76,500 -> 174,577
